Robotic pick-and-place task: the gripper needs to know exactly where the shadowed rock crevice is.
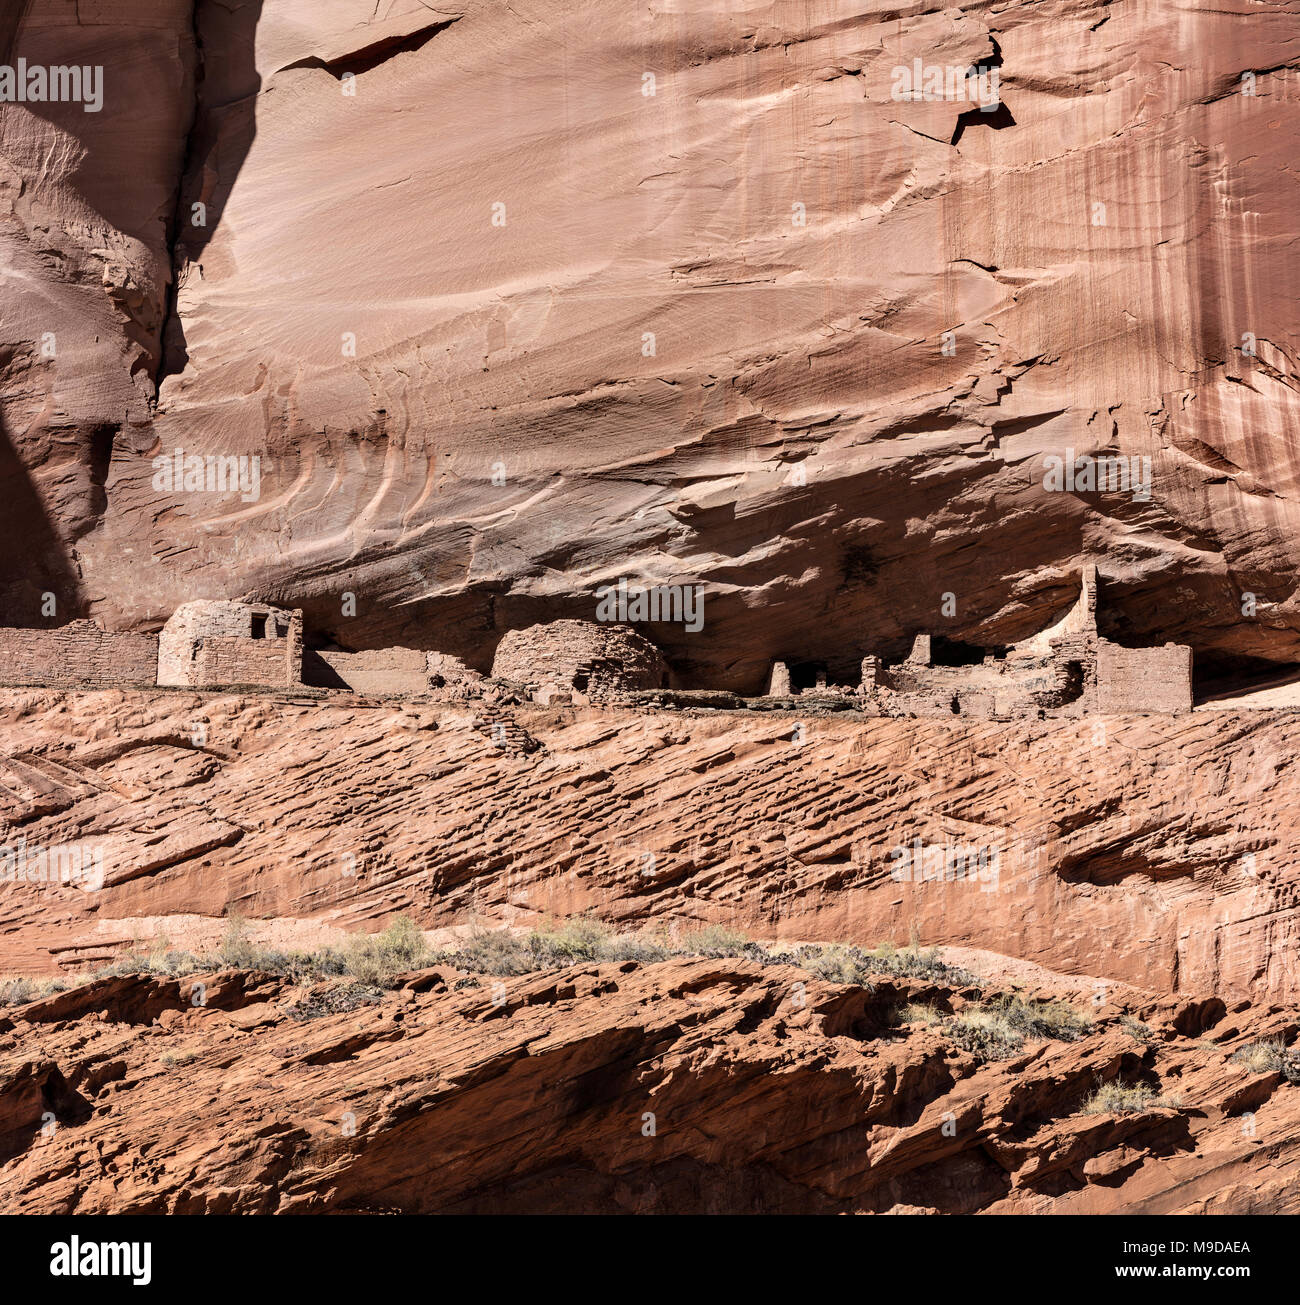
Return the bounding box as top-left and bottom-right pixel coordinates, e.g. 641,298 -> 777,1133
0,408 -> 87,621
278,16 -> 462,79
158,0 -> 265,387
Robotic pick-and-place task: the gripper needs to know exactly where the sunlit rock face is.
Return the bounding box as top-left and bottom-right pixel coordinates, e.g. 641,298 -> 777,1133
3,1 -> 1300,690
3,689 -> 1298,1007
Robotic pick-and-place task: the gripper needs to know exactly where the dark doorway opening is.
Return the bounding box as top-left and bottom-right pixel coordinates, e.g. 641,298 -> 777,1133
931,637 -> 1002,666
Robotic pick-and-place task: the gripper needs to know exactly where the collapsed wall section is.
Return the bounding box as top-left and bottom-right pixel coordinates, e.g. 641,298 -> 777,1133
306,648 -> 429,695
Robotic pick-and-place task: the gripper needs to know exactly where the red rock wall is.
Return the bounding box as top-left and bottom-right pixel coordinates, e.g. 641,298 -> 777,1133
6,2 -> 1300,686
1,690 -> 1292,1003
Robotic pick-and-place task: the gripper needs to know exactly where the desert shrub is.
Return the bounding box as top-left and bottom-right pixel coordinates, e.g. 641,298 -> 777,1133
991,994 -> 1092,1042
344,916 -> 431,985
1232,1039 -> 1300,1083
1121,1015 -> 1158,1044
893,1001 -> 946,1026
1079,1081 -> 1182,1115
598,930 -> 673,964
862,943 -> 981,987
211,915 -> 349,983
147,948 -> 208,976
273,949 -> 348,984
0,977 -> 37,1006
770,942 -> 978,990
375,915 -> 427,967
445,929 -> 537,976
948,1007 -> 1027,1060
797,944 -> 865,985
89,954 -> 152,979
528,916 -> 614,964
218,914 -> 259,970
676,925 -> 751,958
939,996 -> 1090,1061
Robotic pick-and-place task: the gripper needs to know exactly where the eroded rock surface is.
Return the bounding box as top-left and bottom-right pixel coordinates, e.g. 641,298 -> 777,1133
1,957 -> 1296,1214
0,689 -> 1295,1003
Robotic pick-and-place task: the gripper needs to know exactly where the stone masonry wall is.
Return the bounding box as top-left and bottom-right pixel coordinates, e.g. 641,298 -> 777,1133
492,620 -> 668,698
0,624 -> 158,687
159,601 -> 302,687
192,638 -> 298,689
308,648 -> 429,695
1097,642 -> 1193,713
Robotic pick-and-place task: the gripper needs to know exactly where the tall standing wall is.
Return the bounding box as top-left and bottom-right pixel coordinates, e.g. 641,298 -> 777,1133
1097,642 -> 1194,713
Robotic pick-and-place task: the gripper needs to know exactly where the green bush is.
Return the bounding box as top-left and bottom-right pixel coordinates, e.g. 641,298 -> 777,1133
344,916 -> 431,985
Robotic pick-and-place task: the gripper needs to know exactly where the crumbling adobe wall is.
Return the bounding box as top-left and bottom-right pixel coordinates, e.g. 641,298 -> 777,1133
159,601 -> 302,688
1098,642 -> 1193,713
307,648 -> 429,696
492,620 -> 668,699
191,638 -> 298,689
0,624 -> 158,688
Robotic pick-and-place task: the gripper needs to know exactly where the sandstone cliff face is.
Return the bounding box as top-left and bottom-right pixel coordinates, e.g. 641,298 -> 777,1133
3,2 -> 1300,687
3,0 -> 1300,1221
2,956 -> 1296,1215
1,689 -> 1295,1005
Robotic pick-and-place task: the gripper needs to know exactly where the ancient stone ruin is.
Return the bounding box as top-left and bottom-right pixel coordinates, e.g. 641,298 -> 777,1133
491,619 -> 669,704
0,574 -> 1193,715
768,567 -> 1193,718
158,601 -> 304,689
305,647 -> 484,697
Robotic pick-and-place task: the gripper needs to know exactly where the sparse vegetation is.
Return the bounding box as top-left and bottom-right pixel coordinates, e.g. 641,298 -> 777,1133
895,1001 -> 947,1026
0,976 -> 68,1006
1121,1015 -> 1159,1044
800,944 -> 868,985
892,993 -> 1092,1062
994,994 -> 1093,1042
343,915 -> 428,986
948,1006 -> 1027,1061
783,941 -> 982,991
159,1049 -> 197,1070
1079,1080 -> 1183,1115
217,913 -> 259,970
1232,1039 -> 1300,1083
0,918 -> 1054,1026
